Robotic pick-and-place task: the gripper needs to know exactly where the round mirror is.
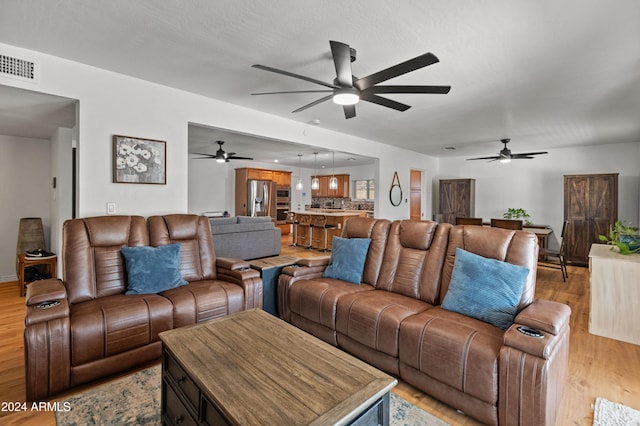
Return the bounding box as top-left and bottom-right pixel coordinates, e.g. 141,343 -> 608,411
390,184 -> 402,206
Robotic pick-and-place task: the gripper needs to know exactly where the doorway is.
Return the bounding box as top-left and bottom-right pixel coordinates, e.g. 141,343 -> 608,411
410,169 -> 422,221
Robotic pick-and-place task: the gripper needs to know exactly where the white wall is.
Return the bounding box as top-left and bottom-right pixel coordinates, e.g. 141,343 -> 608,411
1,42 -> 439,223
0,135 -> 52,282
437,141 -> 640,248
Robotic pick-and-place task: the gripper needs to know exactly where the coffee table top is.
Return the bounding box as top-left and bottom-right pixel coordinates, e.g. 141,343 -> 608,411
159,309 -> 397,425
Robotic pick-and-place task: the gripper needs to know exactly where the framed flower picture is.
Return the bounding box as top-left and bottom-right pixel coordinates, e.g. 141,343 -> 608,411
113,135 -> 166,184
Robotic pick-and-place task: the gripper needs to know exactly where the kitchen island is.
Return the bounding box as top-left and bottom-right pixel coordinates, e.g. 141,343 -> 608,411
292,210 -> 367,250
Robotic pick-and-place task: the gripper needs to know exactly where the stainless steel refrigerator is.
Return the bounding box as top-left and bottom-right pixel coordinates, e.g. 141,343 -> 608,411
247,180 -> 275,218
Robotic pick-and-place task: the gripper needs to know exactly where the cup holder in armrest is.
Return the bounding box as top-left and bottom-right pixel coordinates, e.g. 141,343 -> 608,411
517,326 -> 544,338
36,300 -> 60,309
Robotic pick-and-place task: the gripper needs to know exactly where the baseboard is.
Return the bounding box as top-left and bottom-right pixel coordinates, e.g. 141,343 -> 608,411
0,274 -> 18,283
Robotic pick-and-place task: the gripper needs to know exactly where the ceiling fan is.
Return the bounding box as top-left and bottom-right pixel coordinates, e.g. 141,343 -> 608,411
193,141 -> 253,163
251,40 -> 451,119
467,139 -> 548,163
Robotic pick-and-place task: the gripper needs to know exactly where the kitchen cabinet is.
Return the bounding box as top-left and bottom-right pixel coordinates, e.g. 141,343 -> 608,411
273,171 -> 292,186
439,179 -> 475,224
235,168 -> 291,217
311,174 -> 350,198
246,168 -> 273,181
564,174 -> 618,266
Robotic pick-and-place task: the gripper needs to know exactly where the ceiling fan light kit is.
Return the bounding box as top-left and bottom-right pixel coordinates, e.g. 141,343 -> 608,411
467,139 -> 548,163
332,88 -> 360,106
193,140 -> 253,163
252,40 -> 450,119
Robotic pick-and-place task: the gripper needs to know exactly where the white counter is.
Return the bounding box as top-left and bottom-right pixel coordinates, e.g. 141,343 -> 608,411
589,244 -> 640,345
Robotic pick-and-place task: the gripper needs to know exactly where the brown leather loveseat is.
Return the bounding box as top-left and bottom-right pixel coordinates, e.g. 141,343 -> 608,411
278,217 -> 571,425
24,214 -> 262,401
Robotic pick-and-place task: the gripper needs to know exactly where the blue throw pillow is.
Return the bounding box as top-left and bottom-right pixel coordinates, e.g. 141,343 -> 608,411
441,248 -> 529,330
122,244 -> 188,295
322,237 -> 371,284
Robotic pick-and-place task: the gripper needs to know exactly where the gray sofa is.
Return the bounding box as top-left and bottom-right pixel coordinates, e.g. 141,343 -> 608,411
209,216 -> 281,260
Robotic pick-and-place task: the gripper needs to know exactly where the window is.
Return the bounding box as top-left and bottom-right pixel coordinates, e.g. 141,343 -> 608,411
353,179 -> 375,200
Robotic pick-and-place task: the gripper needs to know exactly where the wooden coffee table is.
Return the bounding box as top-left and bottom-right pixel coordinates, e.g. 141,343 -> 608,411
159,309 -> 397,425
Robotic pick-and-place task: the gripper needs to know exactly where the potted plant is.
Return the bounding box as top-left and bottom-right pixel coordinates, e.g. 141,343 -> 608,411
503,208 -> 532,225
598,221 -> 640,254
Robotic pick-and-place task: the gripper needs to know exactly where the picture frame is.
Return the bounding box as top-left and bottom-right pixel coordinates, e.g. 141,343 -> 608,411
113,135 -> 166,184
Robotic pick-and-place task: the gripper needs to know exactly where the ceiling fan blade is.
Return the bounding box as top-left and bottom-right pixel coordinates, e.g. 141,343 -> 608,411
252,90 -> 333,95
511,151 -> 549,157
361,94 -> 411,111
330,40 -> 353,87
467,156 -> 500,161
362,85 -> 451,95
227,156 -> 254,160
252,64 -> 338,89
192,152 -> 217,158
292,94 -> 333,113
343,104 -> 356,119
354,52 -> 440,90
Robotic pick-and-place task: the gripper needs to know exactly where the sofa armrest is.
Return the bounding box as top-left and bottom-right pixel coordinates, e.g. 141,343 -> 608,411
24,279 -> 71,401
277,262 -> 328,322
215,258 -> 262,310
26,278 -> 67,306
25,279 -> 70,326
504,299 -> 571,358
216,257 -> 251,271
499,299 -> 571,425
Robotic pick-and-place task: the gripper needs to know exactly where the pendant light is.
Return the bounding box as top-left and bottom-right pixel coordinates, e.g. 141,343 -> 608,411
311,152 -> 320,190
295,154 -> 303,190
329,152 -> 338,190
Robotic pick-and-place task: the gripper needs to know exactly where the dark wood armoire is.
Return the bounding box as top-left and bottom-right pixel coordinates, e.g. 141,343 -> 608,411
564,173 -> 618,265
439,179 -> 475,224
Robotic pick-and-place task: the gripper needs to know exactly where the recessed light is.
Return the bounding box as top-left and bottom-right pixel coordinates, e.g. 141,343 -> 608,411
443,146 -> 456,151
309,119 -> 321,125
274,159 -> 279,163
347,157 -> 356,161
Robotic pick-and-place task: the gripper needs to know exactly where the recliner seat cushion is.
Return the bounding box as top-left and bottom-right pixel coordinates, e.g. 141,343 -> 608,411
399,306 -> 503,406
160,280 -> 245,328
289,278 -> 374,333
70,294 -> 173,366
336,290 -> 432,358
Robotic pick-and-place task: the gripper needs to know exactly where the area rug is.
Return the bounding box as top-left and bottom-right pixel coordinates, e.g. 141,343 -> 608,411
55,365 -> 449,425
593,397 -> 640,426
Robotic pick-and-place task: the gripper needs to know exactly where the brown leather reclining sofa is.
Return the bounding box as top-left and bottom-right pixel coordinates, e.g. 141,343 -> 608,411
24,214 -> 262,401
278,217 -> 571,425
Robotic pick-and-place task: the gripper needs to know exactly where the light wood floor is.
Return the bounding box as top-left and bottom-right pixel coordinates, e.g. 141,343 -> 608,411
2,235 -> 639,425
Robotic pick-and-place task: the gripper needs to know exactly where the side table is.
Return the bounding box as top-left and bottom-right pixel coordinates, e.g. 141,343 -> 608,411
248,255 -> 299,316
16,253 -> 57,297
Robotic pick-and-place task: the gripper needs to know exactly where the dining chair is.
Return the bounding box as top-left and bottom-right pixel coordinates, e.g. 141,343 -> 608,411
538,220 -> 569,281
490,218 -> 523,230
455,217 -> 483,226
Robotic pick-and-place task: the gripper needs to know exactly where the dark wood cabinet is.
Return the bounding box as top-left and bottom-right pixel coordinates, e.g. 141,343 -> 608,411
564,174 -> 618,265
439,179 -> 475,224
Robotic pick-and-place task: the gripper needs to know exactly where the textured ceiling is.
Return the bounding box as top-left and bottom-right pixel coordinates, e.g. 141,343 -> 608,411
0,0 -> 639,163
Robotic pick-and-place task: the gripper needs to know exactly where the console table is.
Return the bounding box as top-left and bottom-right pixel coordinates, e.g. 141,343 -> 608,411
248,255 -> 301,316
588,244 -> 640,345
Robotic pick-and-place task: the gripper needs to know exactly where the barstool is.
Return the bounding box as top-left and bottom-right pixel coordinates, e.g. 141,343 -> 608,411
286,212 -> 299,247
313,215 -> 336,252
296,214 -> 312,248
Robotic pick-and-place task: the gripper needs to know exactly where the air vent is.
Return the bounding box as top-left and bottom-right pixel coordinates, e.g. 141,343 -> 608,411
0,52 -> 39,83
